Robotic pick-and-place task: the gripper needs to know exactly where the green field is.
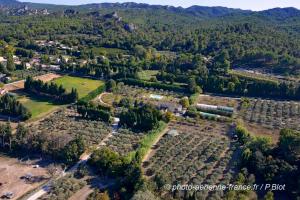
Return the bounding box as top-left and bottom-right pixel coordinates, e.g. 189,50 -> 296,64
18,95 -> 59,119
138,70 -> 159,81
52,76 -> 104,99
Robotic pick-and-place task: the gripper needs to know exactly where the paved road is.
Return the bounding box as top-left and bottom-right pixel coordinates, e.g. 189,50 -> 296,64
26,119 -> 119,200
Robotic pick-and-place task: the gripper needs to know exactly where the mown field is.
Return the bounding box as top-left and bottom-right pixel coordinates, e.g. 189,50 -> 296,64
52,76 -> 104,99
18,95 -> 59,119
7,75 -> 104,120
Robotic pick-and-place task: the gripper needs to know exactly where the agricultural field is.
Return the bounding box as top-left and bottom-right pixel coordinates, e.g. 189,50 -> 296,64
41,175 -> 86,200
98,84 -> 183,108
28,107 -> 111,147
52,76 -> 104,99
239,98 -> 300,132
105,128 -> 145,156
143,119 -> 239,200
0,156 -> 50,200
137,70 -> 159,81
3,73 -> 61,92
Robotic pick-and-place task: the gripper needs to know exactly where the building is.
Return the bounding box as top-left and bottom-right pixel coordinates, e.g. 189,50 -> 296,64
167,129 -> 179,137
25,63 -> 32,69
157,102 -> 183,113
0,88 -> 7,95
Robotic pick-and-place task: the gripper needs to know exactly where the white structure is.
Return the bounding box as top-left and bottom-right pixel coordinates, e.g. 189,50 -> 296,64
150,94 -> 164,100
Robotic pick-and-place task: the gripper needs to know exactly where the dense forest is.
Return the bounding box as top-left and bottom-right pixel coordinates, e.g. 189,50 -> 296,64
0,1 -> 300,76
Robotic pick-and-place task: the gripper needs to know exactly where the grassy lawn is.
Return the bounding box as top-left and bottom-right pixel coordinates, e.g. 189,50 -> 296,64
52,76 -> 104,99
18,95 -> 59,119
138,70 -> 159,81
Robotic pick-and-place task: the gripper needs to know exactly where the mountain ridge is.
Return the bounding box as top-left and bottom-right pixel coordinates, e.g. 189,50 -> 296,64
1,0 -> 300,20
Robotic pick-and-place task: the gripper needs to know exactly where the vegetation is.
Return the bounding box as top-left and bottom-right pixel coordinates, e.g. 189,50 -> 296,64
235,124 -> 300,199
43,176 -> 86,200
106,128 -> 145,156
143,119 -> 238,199
77,102 -> 111,122
0,94 -> 31,120
239,98 -> 300,131
24,76 -> 78,104
120,104 -> 162,132
88,147 -> 143,199
17,108 -> 111,163
18,95 -> 58,119
0,2 -> 300,199
52,76 -> 104,99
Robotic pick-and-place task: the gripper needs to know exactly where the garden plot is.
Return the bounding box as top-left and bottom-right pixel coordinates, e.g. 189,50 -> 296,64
105,128 -> 145,156
98,84 -> 183,107
28,107 -> 111,147
0,156 -> 50,200
239,99 -> 300,131
143,119 -> 239,200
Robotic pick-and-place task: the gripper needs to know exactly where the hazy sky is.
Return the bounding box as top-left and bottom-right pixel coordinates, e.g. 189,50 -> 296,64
19,0 -> 300,11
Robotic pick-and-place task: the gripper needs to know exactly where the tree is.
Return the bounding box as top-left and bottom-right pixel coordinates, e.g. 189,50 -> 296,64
4,122 -> 12,150
106,79 -> 117,92
47,163 -> 61,178
264,191 -> 274,200
132,190 -> 159,200
62,136 -> 85,165
6,54 -> 15,71
88,147 -> 124,176
188,78 -> 202,93
0,124 -> 6,148
213,49 -> 230,74
278,129 -> 300,162
120,104 -> 161,132
0,62 -> 7,73
227,82 -> 236,93
15,123 -> 28,145
179,97 -> 190,108
88,190 -> 110,200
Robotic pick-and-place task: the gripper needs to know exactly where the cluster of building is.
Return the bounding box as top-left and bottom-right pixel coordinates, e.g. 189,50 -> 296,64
35,40 -> 75,51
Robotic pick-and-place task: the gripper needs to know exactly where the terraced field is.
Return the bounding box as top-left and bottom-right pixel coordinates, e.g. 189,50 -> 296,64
143,119 -> 239,200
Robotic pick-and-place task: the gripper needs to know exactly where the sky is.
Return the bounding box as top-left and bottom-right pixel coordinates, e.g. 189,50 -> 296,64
19,0 -> 300,11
